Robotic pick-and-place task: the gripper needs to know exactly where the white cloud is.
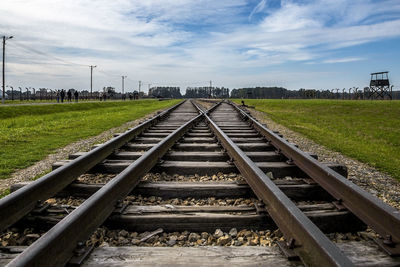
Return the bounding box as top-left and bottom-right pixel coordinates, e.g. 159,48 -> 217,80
0,0 -> 399,91
249,0 -> 267,21
322,57 -> 365,64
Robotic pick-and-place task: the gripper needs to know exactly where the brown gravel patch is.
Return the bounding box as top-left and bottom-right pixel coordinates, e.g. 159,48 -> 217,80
247,108 -> 400,210
46,196 -> 85,207
142,172 -> 245,182
0,110 -> 163,194
0,225 -> 374,248
87,227 -> 283,247
126,196 -> 259,206
75,172 -> 244,185
77,174 -> 117,184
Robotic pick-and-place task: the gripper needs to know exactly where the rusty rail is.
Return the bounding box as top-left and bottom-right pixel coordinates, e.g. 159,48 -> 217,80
230,101 -> 400,255
7,101 -> 220,267
0,100 -> 185,232
191,101 -> 353,266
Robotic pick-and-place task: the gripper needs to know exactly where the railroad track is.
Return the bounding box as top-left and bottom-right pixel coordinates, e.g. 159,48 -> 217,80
0,100 -> 399,266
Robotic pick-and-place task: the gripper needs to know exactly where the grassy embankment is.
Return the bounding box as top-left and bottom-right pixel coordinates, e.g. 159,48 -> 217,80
0,99 -> 181,180
234,99 -> 400,180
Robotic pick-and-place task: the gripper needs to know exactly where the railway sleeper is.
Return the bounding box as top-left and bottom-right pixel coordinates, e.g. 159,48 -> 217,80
2,243 -> 399,267
11,180 -> 332,201
69,151 -> 317,162
20,203 -> 364,234
53,160 -> 347,177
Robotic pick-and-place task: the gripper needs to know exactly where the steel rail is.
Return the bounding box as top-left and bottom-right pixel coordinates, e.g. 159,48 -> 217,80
0,100 -> 185,232
8,101 -> 220,267
192,101 -> 353,266
230,101 -> 400,254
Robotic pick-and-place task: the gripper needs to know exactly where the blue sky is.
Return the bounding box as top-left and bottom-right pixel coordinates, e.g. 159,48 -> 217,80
1,0 -> 400,93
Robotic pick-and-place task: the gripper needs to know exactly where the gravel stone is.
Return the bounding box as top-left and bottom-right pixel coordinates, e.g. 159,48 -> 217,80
167,239 -> 176,246
188,233 -> 201,242
214,229 -> 224,238
201,232 -> 208,239
229,228 -> 238,237
216,235 -> 231,246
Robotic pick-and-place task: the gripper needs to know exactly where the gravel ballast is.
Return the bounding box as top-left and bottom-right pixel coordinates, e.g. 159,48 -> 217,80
88,227 -> 283,247
142,173 -> 245,182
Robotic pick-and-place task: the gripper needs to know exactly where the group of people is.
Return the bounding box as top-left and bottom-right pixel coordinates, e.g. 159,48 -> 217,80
56,89 -> 79,103
54,90 -> 140,103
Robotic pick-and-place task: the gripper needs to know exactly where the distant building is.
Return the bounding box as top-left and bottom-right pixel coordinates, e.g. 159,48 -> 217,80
184,87 -> 229,98
149,87 -> 182,98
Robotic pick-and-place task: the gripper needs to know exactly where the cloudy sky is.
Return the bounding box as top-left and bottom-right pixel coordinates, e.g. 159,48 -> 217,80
1,0 -> 400,93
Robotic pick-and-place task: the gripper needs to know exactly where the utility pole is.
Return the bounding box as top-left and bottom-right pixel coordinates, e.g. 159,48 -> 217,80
121,75 -> 127,94
2,35 -> 13,104
89,65 -> 97,99
138,81 -> 141,97
209,80 -> 212,98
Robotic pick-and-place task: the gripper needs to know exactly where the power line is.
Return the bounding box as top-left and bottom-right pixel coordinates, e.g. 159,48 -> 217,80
97,69 -> 120,78
8,41 -> 216,91
11,41 -> 88,67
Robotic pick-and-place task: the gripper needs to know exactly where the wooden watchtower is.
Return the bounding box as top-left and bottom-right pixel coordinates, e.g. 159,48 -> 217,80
367,71 -> 392,100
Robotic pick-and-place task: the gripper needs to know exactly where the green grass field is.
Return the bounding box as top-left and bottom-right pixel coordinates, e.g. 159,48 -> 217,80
0,99 -> 180,180
234,99 -> 400,180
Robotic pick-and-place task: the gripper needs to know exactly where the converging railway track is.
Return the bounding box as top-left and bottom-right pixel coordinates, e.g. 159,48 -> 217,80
0,100 -> 399,266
